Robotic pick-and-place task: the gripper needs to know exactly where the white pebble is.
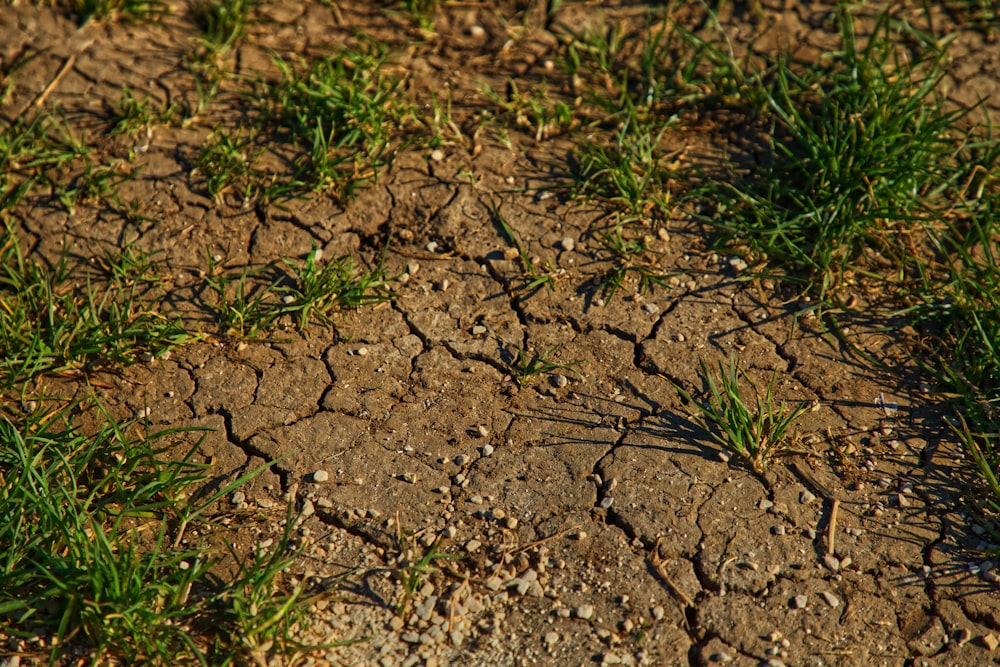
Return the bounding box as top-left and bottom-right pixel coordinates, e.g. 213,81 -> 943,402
819,591 -> 840,608
430,149 -> 445,162
478,425 -> 489,437
313,470 -> 329,483
799,490 -> 816,504
465,539 -> 482,553
575,604 -> 595,620
426,241 -> 439,253
543,631 -> 559,645
791,595 -> 808,609
482,444 -> 494,456
599,497 -> 613,509
558,237 -> 575,252
231,491 -> 246,505
469,24 -> 485,37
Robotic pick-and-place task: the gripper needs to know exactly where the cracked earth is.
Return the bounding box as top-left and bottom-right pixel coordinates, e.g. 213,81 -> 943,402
4,1 -> 1000,665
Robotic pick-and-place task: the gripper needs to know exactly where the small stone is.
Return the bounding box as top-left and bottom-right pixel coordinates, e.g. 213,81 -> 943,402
819,591 -> 840,608
601,653 -> 622,665
454,455 -> 467,466
465,539 -> 482,553
478,425 -> 489,438
400,632 -> 421,644
300,499 -> 315,517
471,325 -> 487,335
708,653 -> 733,663
231,491 -> 246,505
799,490 -> 816,504
401,472 -> 417,484
282,294 -> 296,305
771,525 -> 786,536
558,237 -> 575,252
984,634 -> 1000,651
426,241 -> 439,253
469,495 -> 483,504
823,555 -> 841,572
599,497 -> 614,510
956,628 -> 972,647
355,347 -> 369,356
642,303 -> 659,315
430,149 -> 445,161
312,470 -> 329,483
543,631 -> 559,645
791,595 -> 808,609
481,444 -> 494,457
758,499 -> 774,510
551,373 -> 568,388
657,228 -> 670,242
728,256 -> 748,272
717,450 -> 730,463
469,24 -> 486,37
575,604 -> 595,620
651,605 -> 665,621
506,517 -> 519,529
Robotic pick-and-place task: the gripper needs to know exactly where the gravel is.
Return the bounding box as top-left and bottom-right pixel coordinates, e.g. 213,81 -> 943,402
312,469 -> 329,483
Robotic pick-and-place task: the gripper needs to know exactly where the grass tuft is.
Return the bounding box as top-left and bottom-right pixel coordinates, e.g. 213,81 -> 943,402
673,355 -> 811,472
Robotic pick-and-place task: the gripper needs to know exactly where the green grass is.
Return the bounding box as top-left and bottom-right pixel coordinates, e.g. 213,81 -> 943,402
203,248 -> 394,339
0,402 -> 313,665
505,342 -> 582,389
704,7 -> 997,303
109,85 -> 178,137
189,0 -> 257,60
196,125 -> 269,204
67,0 -> 168,24
256,42 -> 415,202
673,356 -> 812,472
0,112 -> 89,213
0,225 -> 197,390
480,80 -> 575,142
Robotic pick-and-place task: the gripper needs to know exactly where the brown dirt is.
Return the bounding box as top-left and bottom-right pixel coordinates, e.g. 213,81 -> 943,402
3,1 -> 1000,665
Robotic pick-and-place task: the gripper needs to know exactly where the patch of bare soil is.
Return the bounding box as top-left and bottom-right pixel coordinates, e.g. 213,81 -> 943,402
3,1 -> 1000,665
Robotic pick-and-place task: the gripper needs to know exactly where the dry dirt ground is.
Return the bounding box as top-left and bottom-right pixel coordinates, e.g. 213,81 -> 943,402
3,1 -> 1000,665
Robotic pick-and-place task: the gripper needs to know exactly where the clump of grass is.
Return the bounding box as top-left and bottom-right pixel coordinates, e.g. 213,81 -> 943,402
393,526 -> 462,619
109,85 -> 177,137
480,80 -> 576,142
257,42 -> 414,202
203,248 -> 394,338
190,0 -> 257,60
67,0 -> 168,24
0,402 -> 312,665
196,125 -> 269,204
706,7 -> 998,302
590,215 -> 673,301
673,356 -> 811,472
0,112 -> 88,213
505,342 -> 582,388
0,225 -> 196,390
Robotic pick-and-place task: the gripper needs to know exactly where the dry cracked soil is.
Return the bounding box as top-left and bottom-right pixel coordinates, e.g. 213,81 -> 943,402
3,1 -> 1000,666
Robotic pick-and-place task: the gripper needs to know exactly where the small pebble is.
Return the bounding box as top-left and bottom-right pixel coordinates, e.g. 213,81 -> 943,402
231,491 -> 246,505
708,653 -> 733,663
599,497 -> 614,510
469,24 -> 485,37
771,525 -> 786,536
478,425 -> 489,438
465,539 -> 482,553
543,631 -> 559,646
482,444 -> 494,457
575,604 -> 595,620
426,241 -> 439,253
453,455 -> 467,466
820,591 -> 840,608
823,555 -> 841,572
791,595 -> 808,609
758,499 -> 774,510
551,373 -> 568,388
799,490 -> 816,504
984,634 -> 999,651
282,294 -> 296,305
312,470 -> 329,483
430,149 -> 445,162
559,237 -> 575,252
401,472 -> 417,484
651,606 -> 665,621
300,499 -> 315,517
471,325 -> 487,335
